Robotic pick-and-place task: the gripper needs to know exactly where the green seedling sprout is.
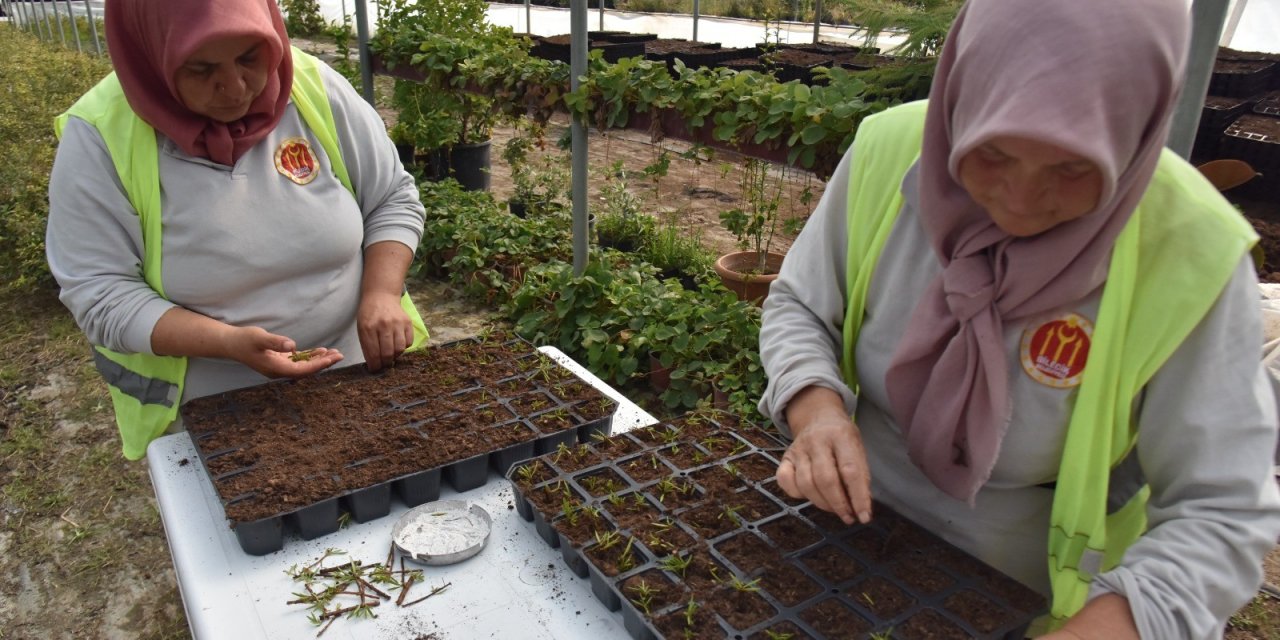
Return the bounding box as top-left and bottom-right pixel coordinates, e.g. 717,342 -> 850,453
868,629 -> 894,640
683,597 -> 700,627
765,631 -> 795,640
594,529 -> 621,550
628,580 -> 655,615
654,477 -> 678,503
561,498 -> 581,526
719,505 -> 744,527
515,460 -> 542,484
659,553 -> 691,577
605,492 -> 625,508
618,537 -> 637,572
553,442 -> 573,465
723,462 -> 741,478
728,575 -> 761,593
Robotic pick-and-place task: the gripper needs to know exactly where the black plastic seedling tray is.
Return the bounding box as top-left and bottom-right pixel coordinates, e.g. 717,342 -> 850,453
182,334 -> 617,555
508,411 -> 1047,639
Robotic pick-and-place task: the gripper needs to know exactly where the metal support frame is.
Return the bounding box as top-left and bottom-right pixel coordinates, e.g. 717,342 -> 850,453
1168,0 -> 1230,159
51,0 -> 66,47
85,0 -> 101,55
813,0 -> 822,44
39,1 -> 53,40
692,0 -> 699,42
63,0 -> 81,53
355,0 -> 374,105
571,0 -> 589,275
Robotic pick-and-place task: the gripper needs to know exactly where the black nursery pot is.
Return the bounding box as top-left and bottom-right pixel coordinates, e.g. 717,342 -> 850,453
449,140 -> 492,192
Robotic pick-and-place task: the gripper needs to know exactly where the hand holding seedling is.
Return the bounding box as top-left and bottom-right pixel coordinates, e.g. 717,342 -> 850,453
226,326 -> 343,378
776,385 -> 872,526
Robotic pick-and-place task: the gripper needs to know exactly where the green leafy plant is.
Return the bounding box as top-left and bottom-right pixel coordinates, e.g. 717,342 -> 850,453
502,120 -> 567,213
280,0 -> 327,38
719,158 -> 786,270
595,163 -> 656,251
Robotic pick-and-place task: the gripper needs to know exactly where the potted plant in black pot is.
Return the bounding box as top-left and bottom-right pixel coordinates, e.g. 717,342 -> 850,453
503,121 -> 570,217
595,167 -> 655,252
715,158 -> 787,304
390,79 -> 459,182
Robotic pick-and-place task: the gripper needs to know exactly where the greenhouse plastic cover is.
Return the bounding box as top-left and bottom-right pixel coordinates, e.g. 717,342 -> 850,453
309,1 -> 1279,55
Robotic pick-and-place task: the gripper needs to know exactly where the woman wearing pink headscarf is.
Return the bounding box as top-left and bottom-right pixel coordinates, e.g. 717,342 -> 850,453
760,0 -> 1280,637
46,0 -> 427,458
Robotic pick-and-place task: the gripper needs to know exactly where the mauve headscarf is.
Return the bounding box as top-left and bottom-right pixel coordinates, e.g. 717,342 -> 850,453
105,0 -> 292,166
882,0 -> 1189,504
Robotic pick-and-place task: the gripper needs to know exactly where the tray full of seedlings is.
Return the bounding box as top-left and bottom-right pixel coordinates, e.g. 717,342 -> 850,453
182,330 -> 617,555
508,410 -> 1047,639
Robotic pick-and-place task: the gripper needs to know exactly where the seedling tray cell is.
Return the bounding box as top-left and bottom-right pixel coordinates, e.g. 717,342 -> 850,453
506,409 -> 1048,639
341,482 -> 391,523
444,452 -> 490,493
394,467 -> 442,507
181,334 -> 619,555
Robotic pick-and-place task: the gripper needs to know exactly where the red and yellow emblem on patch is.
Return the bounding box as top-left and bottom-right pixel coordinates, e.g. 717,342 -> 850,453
274,137 -> 318,185
1020,313 -> 1093,388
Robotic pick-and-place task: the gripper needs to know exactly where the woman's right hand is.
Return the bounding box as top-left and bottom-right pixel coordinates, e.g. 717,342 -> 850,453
224,326 -> 343,378
776,385 -> 873,525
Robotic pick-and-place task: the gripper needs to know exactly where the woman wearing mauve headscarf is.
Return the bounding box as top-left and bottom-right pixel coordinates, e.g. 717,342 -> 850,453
45,0 -> 429,460
759,0 -> 1280,637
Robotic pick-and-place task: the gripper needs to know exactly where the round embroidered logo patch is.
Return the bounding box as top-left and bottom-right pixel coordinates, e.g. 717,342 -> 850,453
274,137 -> 318,185
1020,313 -> 1093,388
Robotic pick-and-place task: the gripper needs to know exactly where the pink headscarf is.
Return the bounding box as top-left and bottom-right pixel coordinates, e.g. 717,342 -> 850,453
882,0 -> 1189,503
105,0 -> 292,166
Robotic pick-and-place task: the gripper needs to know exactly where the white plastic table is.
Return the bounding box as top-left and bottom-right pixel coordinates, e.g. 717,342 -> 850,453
147,347 -> 658,640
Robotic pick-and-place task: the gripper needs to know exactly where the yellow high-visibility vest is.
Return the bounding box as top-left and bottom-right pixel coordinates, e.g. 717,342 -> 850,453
839,100 -> 1256,629
54,48 -> 428,460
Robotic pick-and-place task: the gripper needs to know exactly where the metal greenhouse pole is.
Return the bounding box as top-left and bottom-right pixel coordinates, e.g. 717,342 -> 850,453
84,0 -> 102,56
354,0 -> 375,105
63,0 -> 83,53
50,0 -> 66,47
571,0 -> 589,275
813,0 -> 822,43
692,0 -> 699,41
1167,0 -> 1229,158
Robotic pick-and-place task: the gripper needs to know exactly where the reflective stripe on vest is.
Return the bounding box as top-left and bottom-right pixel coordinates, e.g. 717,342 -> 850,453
92,349 -> 178,407
840,100 -> 1256,629
56,48 -> 427,460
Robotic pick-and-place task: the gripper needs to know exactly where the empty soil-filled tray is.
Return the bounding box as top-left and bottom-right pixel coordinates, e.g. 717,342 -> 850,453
508,409 -> 1047,639
183,331 -> 618,555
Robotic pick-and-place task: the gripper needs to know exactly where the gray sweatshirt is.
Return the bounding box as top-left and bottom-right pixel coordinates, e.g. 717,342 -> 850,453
759,147 -> 1280,639
47,63 -> 425,401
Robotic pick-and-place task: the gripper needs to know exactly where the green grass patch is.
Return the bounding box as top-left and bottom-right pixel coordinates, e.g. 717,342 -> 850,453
0,29 -> 111,290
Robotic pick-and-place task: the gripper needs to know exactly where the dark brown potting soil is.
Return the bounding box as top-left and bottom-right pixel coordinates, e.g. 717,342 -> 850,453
510,410 -> 1050,638
183,333 -> 616,525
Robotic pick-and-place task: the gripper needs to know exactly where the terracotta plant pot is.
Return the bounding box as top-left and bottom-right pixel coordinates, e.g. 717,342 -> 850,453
714,250 -> 785,304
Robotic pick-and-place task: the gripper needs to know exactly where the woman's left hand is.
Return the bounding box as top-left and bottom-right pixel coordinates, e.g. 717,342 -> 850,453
357,291 -> 413,372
